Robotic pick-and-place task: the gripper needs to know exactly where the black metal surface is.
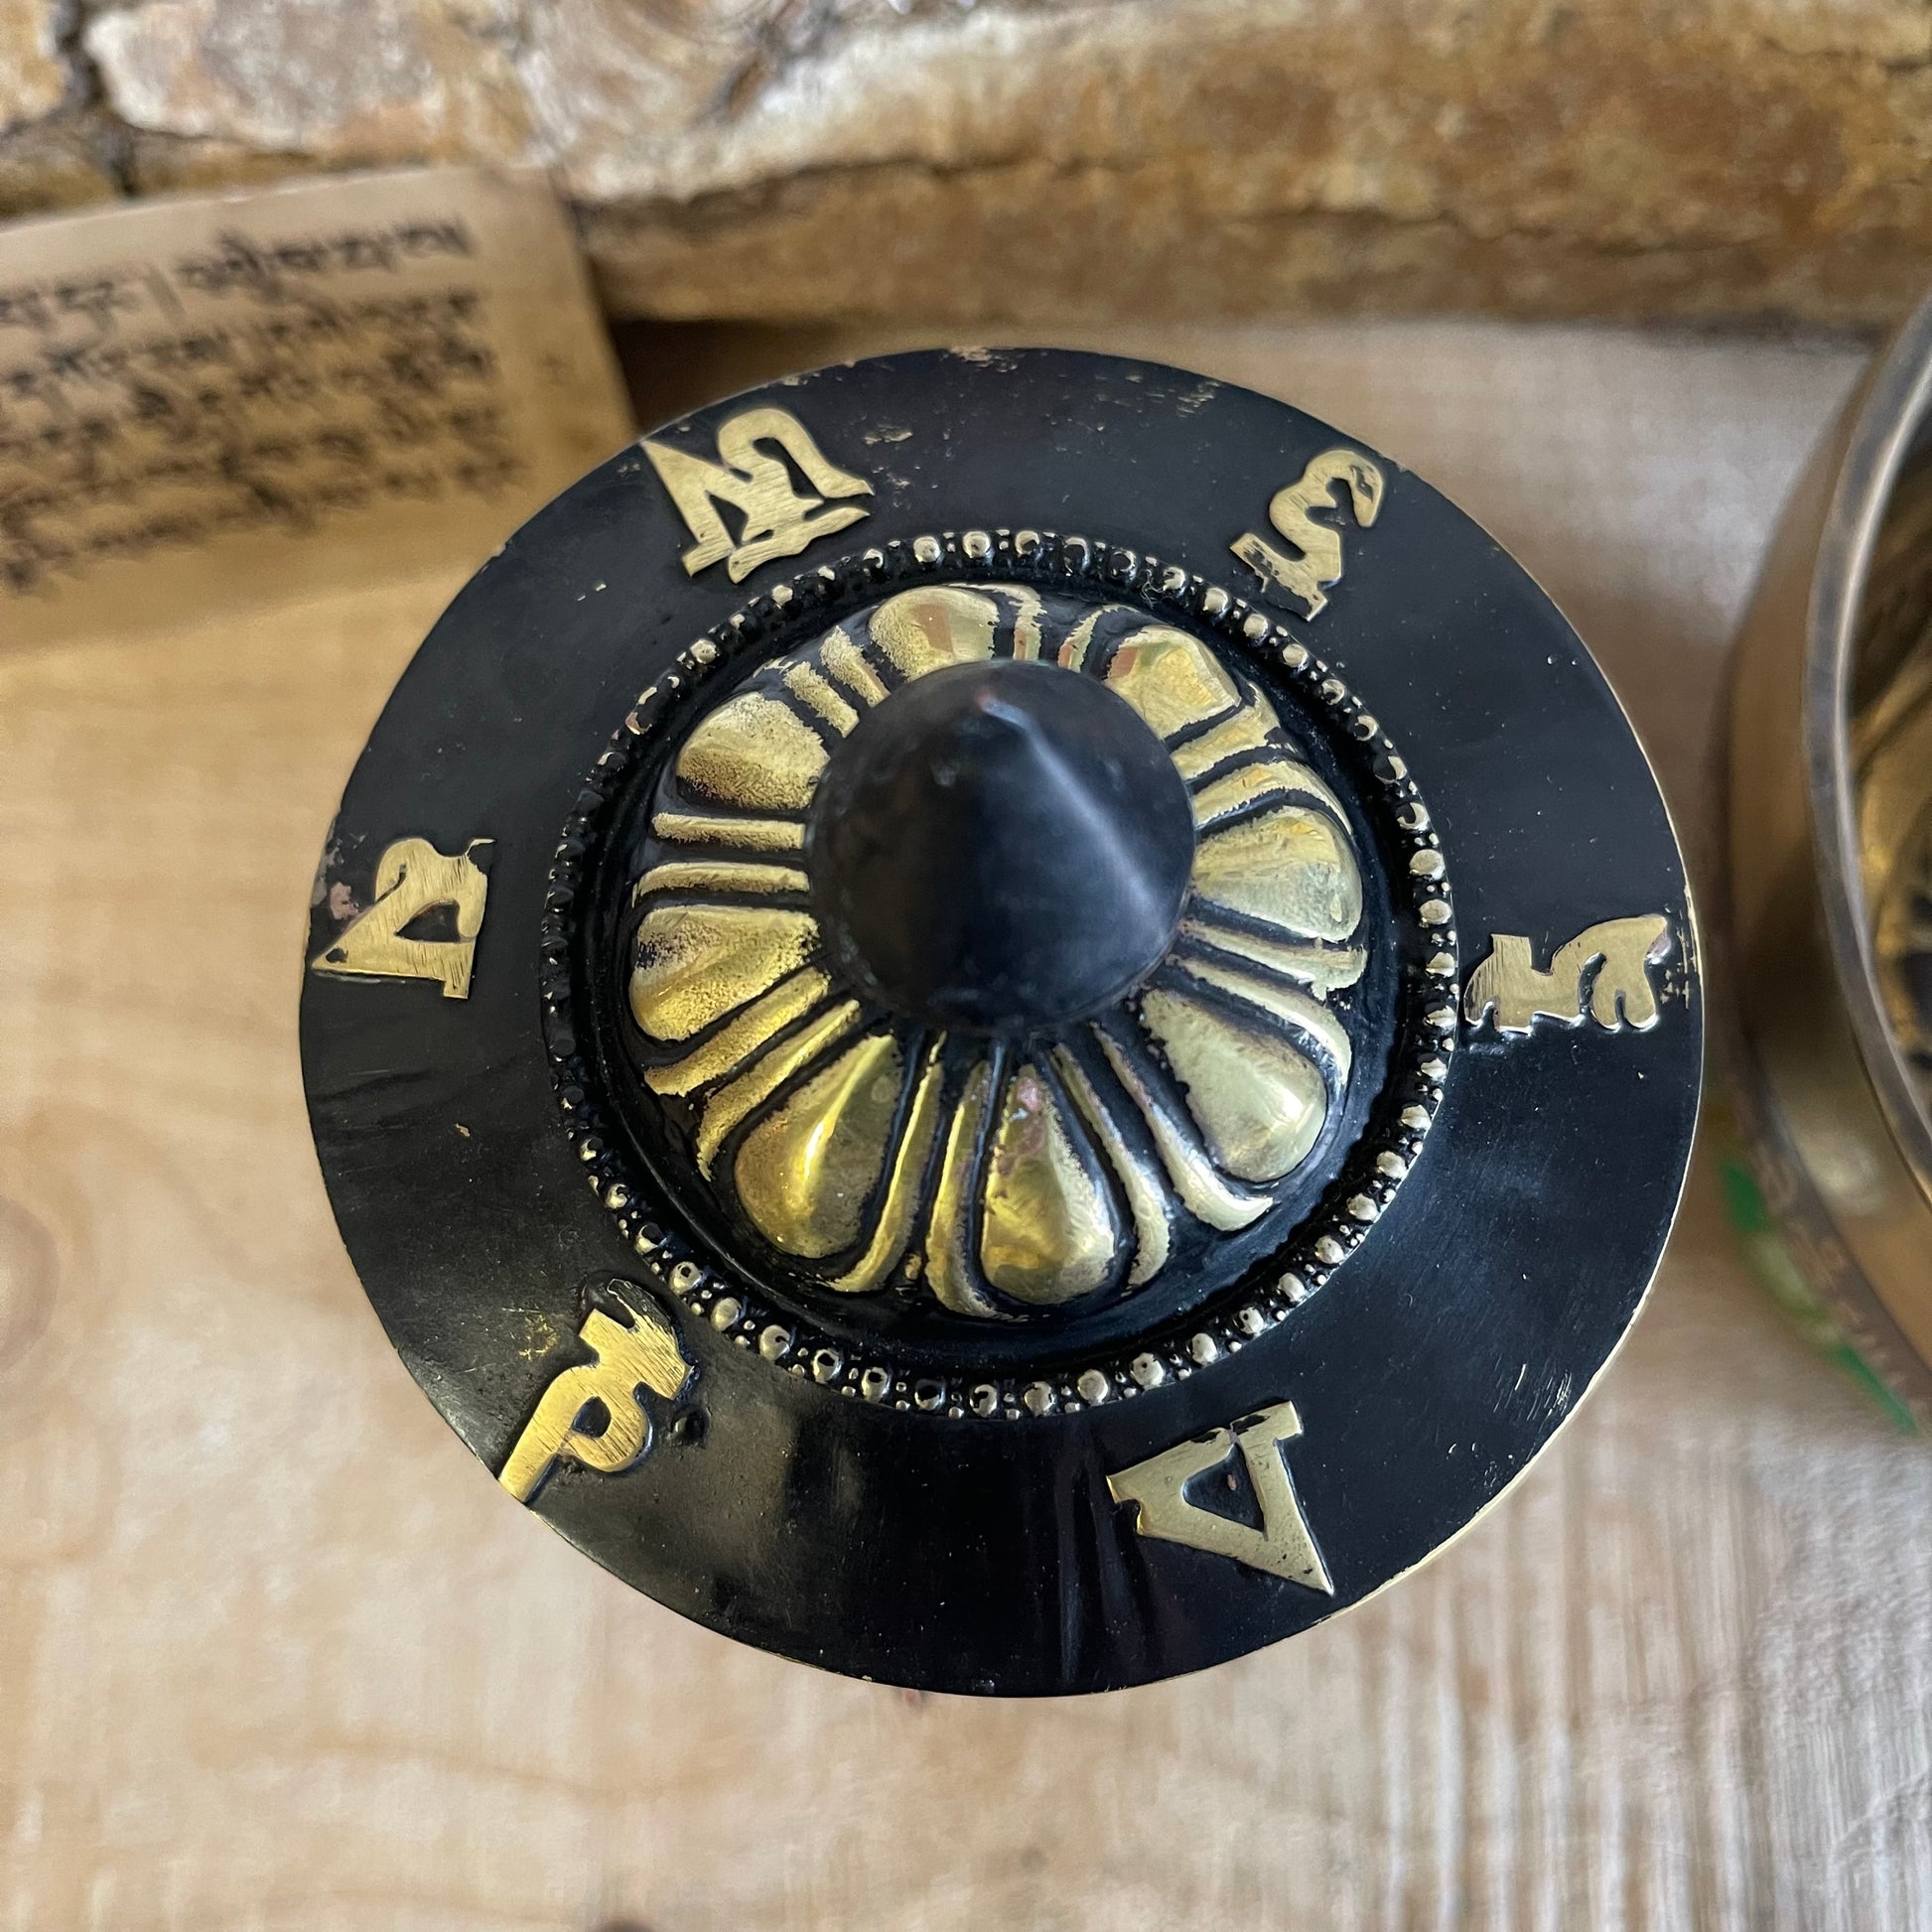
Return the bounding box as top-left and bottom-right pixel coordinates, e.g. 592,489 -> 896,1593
301,347 -> 1701,1695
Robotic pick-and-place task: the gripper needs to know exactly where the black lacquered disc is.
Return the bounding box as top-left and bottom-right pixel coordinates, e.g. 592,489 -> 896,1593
301,348 -> 1700,1694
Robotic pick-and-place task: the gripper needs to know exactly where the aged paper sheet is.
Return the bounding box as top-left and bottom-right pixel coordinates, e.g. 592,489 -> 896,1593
0,166 -> 630,647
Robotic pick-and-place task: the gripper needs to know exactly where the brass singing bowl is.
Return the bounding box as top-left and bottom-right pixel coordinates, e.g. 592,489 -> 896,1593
1727,287 -> 1932,1422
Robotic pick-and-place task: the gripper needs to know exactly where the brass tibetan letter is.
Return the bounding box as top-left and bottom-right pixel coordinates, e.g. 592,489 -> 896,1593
497,1299 -> 695,1504
1108,1399 -> 1333,1591
643,405 -> 873,583
309,836 -> 491,999
1232,448 -> 1385,619
1463,913 -> 1672,1036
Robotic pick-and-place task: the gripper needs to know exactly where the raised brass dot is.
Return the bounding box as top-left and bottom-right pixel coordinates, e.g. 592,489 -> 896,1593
710,1296 -> 744,1329
1131,1352 -> 1168,1389
913,535 -> 942,564
1188,1332 -> 1219,1365
1411,849 -> 1447,880
1024,1381 -> 1057,1416
1076,1368 -> 1111,1405
1420,897 -> 1452,926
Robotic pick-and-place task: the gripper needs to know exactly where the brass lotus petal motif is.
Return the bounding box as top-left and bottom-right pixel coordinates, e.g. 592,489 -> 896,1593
622,583 -> 1369,1319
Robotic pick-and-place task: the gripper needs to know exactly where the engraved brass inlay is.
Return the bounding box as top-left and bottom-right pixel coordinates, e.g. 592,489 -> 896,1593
695,1001 -> 863,1175
622,584 -> 1368,1316
870,584 -> 1001,678
734,1031 -> 904,1259
629,903 -> 818,1042
644,968 -> 831,1097
1192,806 -> 1362,943
831,1040 -> 947,1295
650,809 -> 805,853
498,1298 -> 693,1505
1231,447 -> 1386,620
925,1059 -> 999,1317
1105,628 -> 1241,739
1108,1399 -> 1333,1592
675,692 -> 828,812
1462,914 -> 1672,1035
1169,699 -> 1280,781
1140,988 -> 1331,1183
979,1065 -> 1120,1306
642,404 -> 872,582
1054,1046 -> 1172,1287
310,836 -> 491,999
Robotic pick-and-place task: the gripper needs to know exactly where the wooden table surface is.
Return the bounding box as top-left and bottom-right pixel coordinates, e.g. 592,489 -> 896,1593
3,318 -> 1927,1932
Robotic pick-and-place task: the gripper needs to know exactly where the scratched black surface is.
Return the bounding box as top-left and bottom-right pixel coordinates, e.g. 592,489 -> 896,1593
300,348 -> 1701,1694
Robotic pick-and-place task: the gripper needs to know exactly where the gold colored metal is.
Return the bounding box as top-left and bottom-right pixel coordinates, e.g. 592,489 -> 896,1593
979,1065 -> 1120,1305
1107,1399 -> 1333,1591
1173,957 -> 1352,1077
644,968 -> 831,1097
1189,758 -> 1347,831
1053,1046 -> 1172,1286
628,902 -> 820,1042
675,691 -> 828,813
1192,805 -> 1362,944
734,1032 -> 904,1258
694,1001 -> 862,1175
1462,914 -> 1671,1035
1169,699 -> 1280,780
650,809 -> 805,853
1139,987 -> 1331,1183
1231,448 -> 1386,620
831,1040 -> 948,1294
632,860 -> 809,900
1094,1027 -> 1271,1231
623,580 -> 1375,1314
1179,917 -> 1367,996
309,835 -> 491,999
497,1299 -> 694,1504
1104,627 -> 1241,739
781,661 -> 860,736
924,1059 -> 999,1316
641,405 -> 872,582
820,627 -> 891,706
869,585 -> 1000,679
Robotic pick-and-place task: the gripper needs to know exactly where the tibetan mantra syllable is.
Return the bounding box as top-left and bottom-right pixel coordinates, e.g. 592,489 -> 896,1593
302,349 -> 1700,1693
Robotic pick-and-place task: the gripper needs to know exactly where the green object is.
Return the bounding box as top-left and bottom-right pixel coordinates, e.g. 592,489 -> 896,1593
1717,1143 -> 1919,1432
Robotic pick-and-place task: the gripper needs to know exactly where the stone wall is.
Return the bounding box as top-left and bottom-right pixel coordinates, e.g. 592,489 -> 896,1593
3,0 -> 1929,329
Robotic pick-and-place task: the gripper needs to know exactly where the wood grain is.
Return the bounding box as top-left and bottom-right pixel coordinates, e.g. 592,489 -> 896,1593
4,321 -> 1929,1931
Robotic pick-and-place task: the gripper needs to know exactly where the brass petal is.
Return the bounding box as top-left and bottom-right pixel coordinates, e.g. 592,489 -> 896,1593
924,1060 -> 1000,1317
1192,804 -> 1362,943
1178,916 -> 1367,996
694,1001 -> 861,1175
831,1039 -> 948,1294
869,586 -> 999,680
675,691 -> 827,811
781,661 -> 859,735
734,1032 -> 905,1259
1174,956 -> 1352,1079
979,1065 -> 1122,1306
1093,1028 -> 1271,1231
629,903 -> 819,1042
645,968 -> 831,1096
1190,758 -> 1349,831
1053,1047 -> 1172,1287
650,809 -> 804,853
1139,988 -> 1330,1183
820,627 -> 890,705
1104,626 -> 1241,740
1169,699 -> 1280,780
